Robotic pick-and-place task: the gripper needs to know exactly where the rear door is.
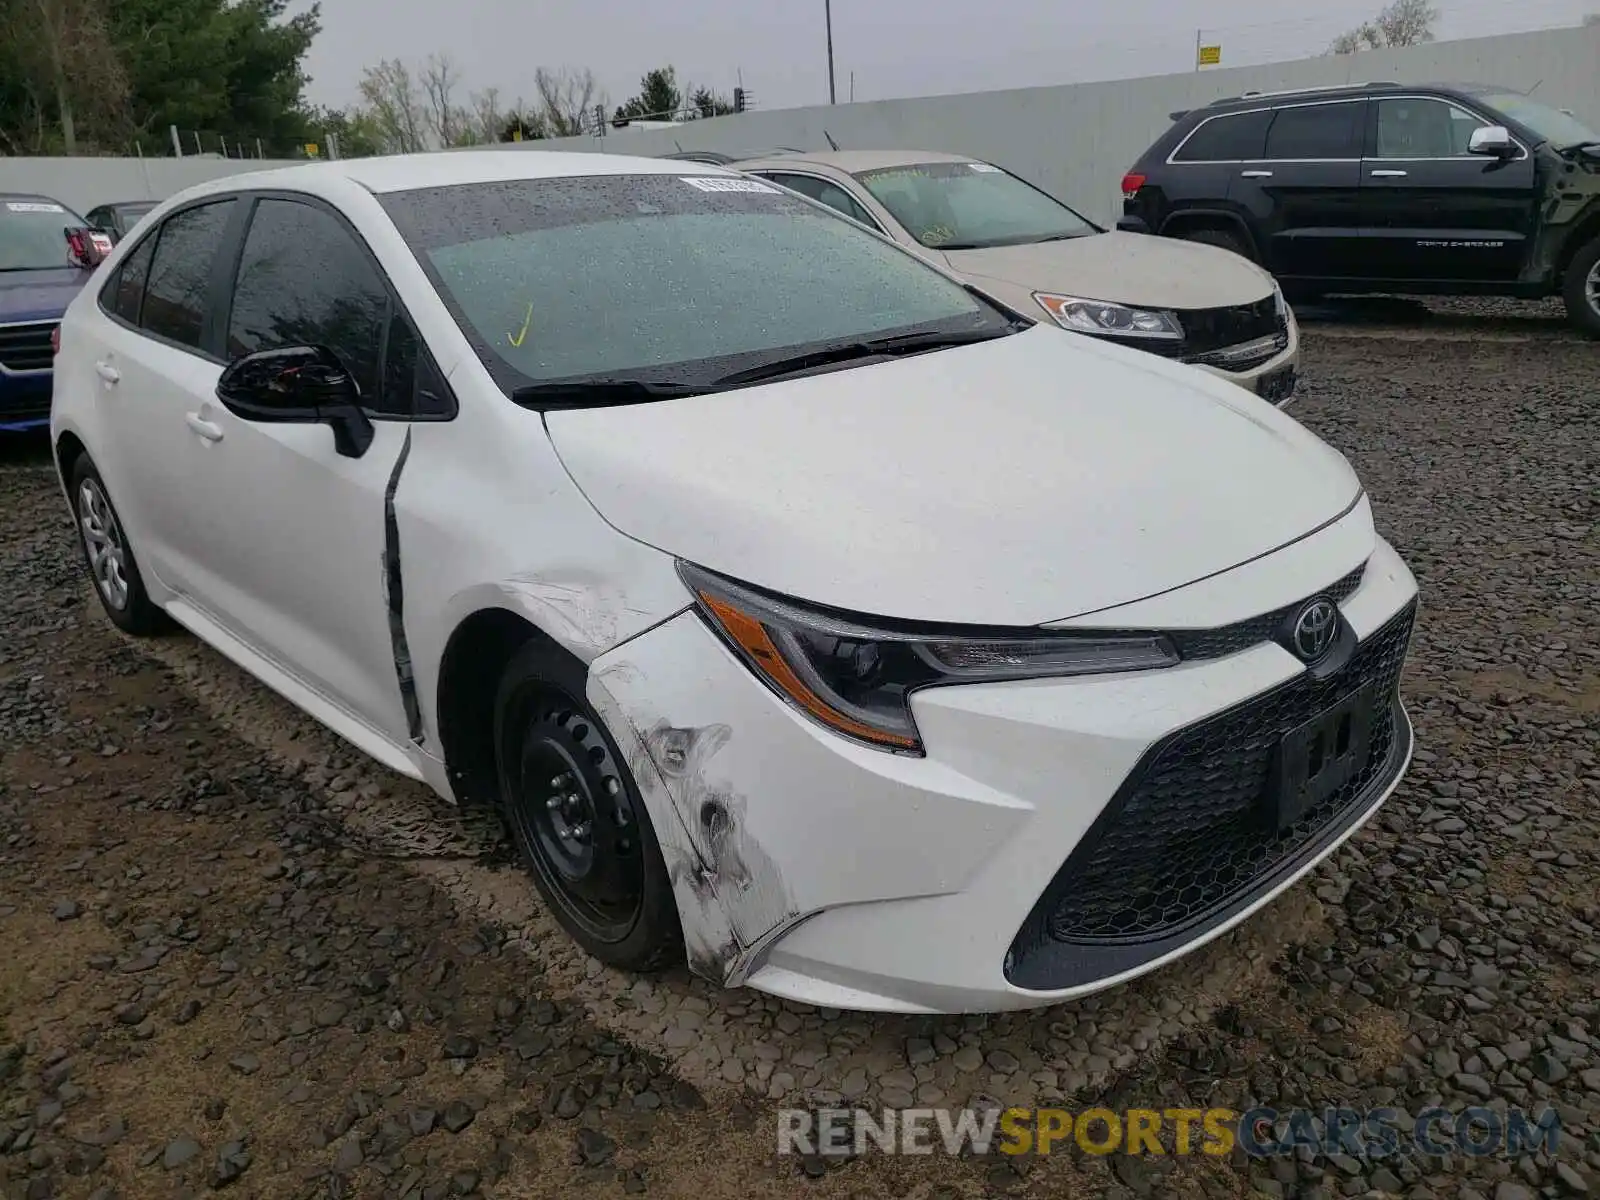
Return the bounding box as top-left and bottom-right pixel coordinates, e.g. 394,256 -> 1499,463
89,196 -> 242,593
1358,95 -> 1538,282
1230,99 -> 1367,278
754,171 -> 889,234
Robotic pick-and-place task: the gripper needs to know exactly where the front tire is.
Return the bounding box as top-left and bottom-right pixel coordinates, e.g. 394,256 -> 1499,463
68,455 -> 168,636
1561,235 -> 1600,336
492,638 -> 684,972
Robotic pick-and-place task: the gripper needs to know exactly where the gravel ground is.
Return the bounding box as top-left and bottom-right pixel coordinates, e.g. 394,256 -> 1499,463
1,310 -> 1596,1199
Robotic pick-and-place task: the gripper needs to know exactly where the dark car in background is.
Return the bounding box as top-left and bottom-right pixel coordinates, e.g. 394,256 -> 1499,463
85,199 -> 158,245
1,193 -> 99,431
1117,81 -> 1600,334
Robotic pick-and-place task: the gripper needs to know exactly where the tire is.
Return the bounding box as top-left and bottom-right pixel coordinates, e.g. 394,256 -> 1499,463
67,455 -> 169,636
1561,234 -> 1600,337
1177,225 -> 1256,262
492,638 -> 684,972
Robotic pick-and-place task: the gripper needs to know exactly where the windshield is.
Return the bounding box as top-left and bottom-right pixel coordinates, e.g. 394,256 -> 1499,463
378,173 -> 1015,396
0,197 -> 89,271
852,161 -> 1098,251
1479,92 -> 1600,148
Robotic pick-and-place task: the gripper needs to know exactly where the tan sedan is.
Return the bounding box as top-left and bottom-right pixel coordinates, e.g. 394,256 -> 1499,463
732,149 -> 1300,404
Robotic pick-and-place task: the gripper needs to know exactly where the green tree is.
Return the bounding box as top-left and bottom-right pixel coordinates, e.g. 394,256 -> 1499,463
689,86 -> 735,119
615,65 -> 682,122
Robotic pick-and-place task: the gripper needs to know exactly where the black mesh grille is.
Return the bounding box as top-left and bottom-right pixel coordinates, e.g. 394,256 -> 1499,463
0,321 -> 56,372
1169,563 -> 1365,661
1172,296 -> 1283,355
1035,599 -> 1415,946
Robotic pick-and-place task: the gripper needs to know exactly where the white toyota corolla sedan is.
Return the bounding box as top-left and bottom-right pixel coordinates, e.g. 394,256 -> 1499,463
50,151 -> 1419,1014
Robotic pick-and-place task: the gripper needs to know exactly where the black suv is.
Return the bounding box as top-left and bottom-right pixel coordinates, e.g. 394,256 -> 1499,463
1118,82 -> 1600,333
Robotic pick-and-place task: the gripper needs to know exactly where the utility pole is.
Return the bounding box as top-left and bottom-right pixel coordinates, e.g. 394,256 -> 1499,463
825,0 -> 837,104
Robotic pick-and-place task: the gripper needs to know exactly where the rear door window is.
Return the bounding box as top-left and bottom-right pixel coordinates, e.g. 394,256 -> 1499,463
140,200 -> 237,350
1172,110 -> 1273,161
1263,102 -> 1365,160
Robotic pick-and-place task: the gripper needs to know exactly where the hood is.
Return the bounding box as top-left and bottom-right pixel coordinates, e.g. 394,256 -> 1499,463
545,325 -> 1360,627
0,267 -> 91,324
942,230 -> 1275,311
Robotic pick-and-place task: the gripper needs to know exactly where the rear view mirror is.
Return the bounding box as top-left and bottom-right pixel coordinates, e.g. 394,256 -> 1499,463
1467,125 -> 1515,157
216,345 -> 375,459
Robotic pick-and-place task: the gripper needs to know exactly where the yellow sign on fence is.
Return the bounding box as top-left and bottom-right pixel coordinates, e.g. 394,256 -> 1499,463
304,142 -> 320,157
1197,44 -> 1222,66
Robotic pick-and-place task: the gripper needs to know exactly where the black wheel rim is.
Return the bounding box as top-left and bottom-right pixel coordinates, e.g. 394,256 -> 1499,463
504,691 -> 643,945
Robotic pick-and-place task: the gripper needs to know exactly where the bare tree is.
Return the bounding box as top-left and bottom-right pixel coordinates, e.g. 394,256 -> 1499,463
1329,0 -> 1439,53
356,58 -> 428,153
420,53 -> 468,148
532,66 -> 603,136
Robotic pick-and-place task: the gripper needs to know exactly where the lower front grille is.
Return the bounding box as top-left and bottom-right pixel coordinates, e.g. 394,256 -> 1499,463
0,321 -> 56,372
1174,296 -> 1282,355
1005,599 -> 1416,988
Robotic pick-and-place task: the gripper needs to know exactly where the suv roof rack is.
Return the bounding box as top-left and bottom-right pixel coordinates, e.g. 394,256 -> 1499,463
1209,80 -> 1400,106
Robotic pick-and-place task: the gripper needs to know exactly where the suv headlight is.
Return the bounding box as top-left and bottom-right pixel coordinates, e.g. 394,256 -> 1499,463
1034,292 -> 1183,340
680,562 -> 1179,753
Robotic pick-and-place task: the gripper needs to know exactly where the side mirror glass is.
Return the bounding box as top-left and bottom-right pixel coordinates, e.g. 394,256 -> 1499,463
1468,125 -> 1514,157
216,345 -> 375,459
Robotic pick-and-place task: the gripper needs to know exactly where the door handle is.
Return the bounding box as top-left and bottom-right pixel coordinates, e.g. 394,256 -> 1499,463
1370,169 -> 1408,178
94,361 -> 120,384
184,412 -> 224,442
1240,170 -> 1273,178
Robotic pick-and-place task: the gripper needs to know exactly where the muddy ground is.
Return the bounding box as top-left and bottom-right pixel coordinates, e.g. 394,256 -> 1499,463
1,302 -> 1597,1199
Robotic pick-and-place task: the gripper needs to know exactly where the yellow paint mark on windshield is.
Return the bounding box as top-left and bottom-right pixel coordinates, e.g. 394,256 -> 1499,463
507,301 -> 533,348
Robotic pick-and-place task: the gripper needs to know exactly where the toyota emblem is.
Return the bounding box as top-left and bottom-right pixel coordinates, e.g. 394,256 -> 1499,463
1291,599 -> 1338,662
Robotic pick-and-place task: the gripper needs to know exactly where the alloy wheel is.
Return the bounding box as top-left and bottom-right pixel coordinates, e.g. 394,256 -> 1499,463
1587,257 -> 1600,318
505,693 -> 644,944
77,478 -> 129,611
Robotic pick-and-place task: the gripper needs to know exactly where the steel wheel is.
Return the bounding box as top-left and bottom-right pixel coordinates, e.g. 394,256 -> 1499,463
77,476 -> 130,611
504,691 -> 644,945
1587,257 -> 1600,317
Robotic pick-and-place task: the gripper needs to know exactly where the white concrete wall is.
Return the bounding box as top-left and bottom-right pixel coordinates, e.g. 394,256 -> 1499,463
508,23 -> 1600,226
1,22 -> 1595,226
0,157 -> 301,218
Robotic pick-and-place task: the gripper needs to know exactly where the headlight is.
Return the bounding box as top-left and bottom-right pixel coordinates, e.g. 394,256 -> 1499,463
679,563 -> 1179,753
1271,280 -> 1289,318
1033,293 -> 1183,340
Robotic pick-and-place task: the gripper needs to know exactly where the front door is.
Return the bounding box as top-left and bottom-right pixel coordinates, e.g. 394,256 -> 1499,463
1230,99 -> 1368,279
1358,95 -> 1538,283
174,193 -> 433,746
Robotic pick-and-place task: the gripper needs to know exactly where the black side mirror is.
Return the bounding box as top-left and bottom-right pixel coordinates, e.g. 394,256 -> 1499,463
216,345 -> 375,459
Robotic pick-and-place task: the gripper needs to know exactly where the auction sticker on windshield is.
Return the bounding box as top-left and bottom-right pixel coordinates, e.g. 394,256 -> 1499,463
681,177 -> 781,193
5,201 -> 66,213
967,163 -> 1002,172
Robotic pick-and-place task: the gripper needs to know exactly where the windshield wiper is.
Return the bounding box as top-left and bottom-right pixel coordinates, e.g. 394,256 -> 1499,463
510,377 -> 711,409
709,327 -> 1011,389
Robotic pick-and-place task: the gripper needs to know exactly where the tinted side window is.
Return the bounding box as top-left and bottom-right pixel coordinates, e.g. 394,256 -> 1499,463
1173,110 -> 1273,161
1263,102 -> 1364,159
102,234 -> 157,324
226,198 -> 397,413
141,200 -> 236,349
766,173 -> 880,229
1374,97 -> 1486,158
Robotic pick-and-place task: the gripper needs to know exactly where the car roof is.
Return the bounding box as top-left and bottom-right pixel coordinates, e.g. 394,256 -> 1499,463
162,149 -> 742,205
1197,80 -> 1500,116
732,149 -> 983,173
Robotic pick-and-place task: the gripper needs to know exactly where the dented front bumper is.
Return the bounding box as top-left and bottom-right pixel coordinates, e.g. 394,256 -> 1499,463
584,537 -> 1418,1014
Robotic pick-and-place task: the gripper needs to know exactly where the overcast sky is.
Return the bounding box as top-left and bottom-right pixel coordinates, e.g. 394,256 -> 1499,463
297,0 -> 1592,116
